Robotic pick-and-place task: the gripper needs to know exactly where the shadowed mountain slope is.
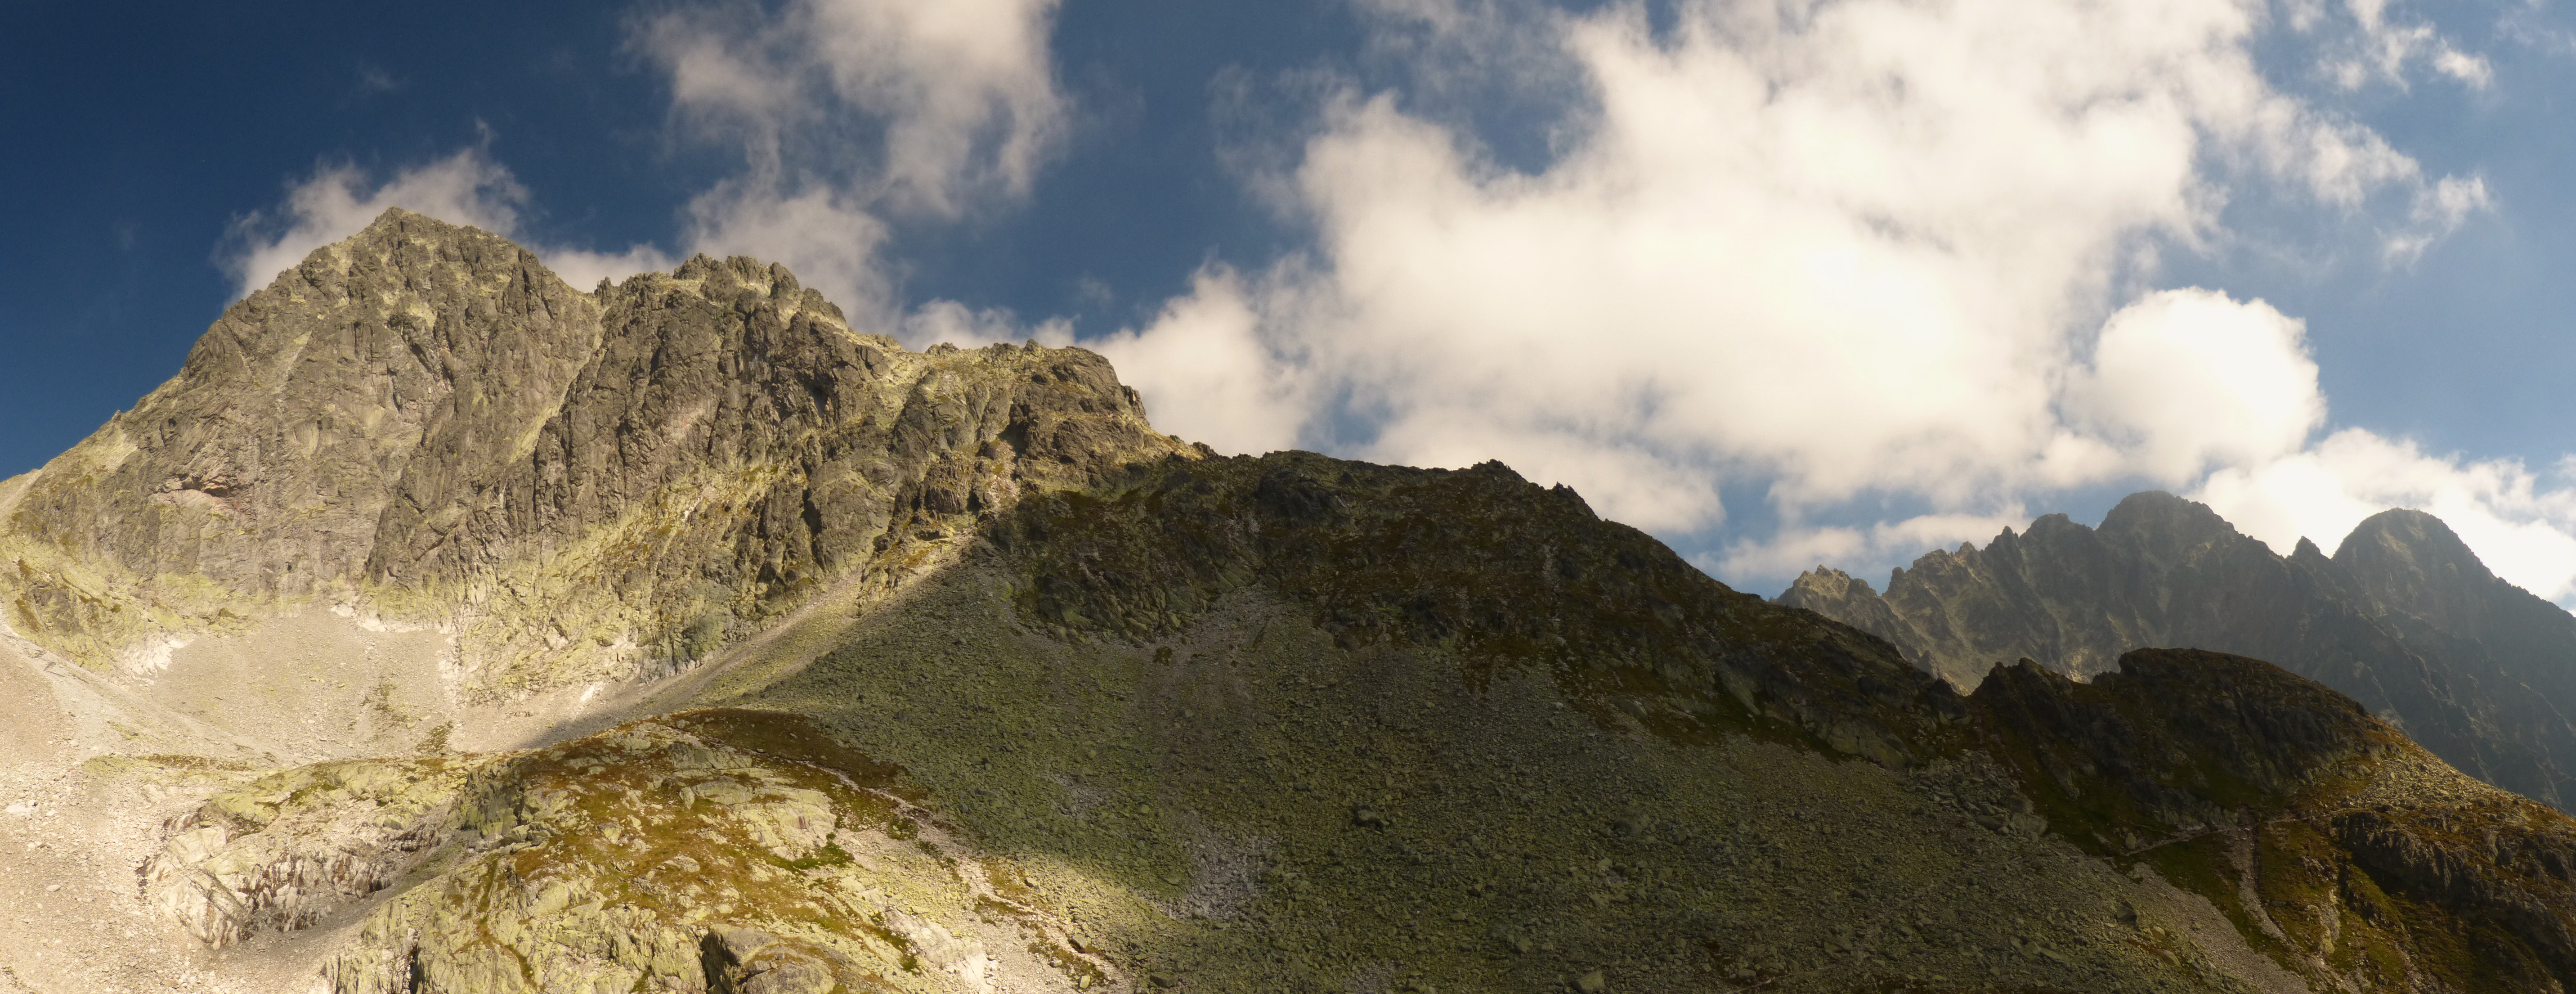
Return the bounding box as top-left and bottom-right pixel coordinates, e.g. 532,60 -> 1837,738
159,449 -> 2576,994
1779,492 -> 2576,812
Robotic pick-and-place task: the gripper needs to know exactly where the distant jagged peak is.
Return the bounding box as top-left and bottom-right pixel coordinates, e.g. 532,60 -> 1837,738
1781,563 -> 1877,600
2335,507 -> 2495,586
2094,489 -> 2242,551
2330,506 -> 2543,641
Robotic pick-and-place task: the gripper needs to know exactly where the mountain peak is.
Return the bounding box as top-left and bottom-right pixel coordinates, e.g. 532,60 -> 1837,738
2335,507 -> 2488,580
2096,489 -> 2237,549
3,211 -> 1189,692
337,204 -> 513,258
2329,506 -> 2548,651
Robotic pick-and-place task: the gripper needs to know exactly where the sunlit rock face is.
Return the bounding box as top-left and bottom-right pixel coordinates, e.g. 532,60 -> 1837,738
16,213 -> 2576,993
1,208 -> 1194,696
1782,490 -> 2576,811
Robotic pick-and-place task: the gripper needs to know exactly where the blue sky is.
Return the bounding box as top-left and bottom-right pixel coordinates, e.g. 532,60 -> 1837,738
9,0 -> 2576,600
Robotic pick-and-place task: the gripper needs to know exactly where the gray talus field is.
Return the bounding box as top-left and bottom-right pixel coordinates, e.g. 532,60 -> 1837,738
8,211 -> 2576,994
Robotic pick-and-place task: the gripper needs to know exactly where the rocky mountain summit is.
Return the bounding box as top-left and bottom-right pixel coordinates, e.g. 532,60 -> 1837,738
7,212 -> 2576,993
1778,492 -> 2576,812
3,207 -> 1188,703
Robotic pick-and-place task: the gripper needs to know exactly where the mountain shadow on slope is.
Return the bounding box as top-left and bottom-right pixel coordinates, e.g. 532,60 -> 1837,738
128,446 -> 2576,992
1777,490 -> 2576,810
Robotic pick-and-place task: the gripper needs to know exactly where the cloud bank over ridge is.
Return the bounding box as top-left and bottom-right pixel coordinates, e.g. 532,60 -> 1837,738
1101,0 -> 2576,600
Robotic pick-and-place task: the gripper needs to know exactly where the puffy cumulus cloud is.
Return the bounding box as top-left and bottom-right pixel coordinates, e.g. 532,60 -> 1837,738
2061,289 -> 2323,486
1088,268 -> 1313,458
1097,0 -> 2542,595
220,146 -> 670,299
680,178 -> 896,325
1730,431 -> 2576,605
222,147 -> 520,298
1114,0 -> 2474,533
900,299 -> 1072,350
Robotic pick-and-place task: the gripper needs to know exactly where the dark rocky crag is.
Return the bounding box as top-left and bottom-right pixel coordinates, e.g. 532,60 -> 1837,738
1974,649 -> 2576,990
1780,491 -> 2576,811
19,213 -> 2576,993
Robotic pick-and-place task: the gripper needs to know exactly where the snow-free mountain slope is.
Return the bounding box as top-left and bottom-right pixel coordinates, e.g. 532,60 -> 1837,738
13,213 -> 2576,993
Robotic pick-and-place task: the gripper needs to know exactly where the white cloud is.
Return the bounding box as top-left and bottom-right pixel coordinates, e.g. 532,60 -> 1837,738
542,243 -> 684,294
1092,0 -> 2539,595
902,299 -> 1073,350
641,0 -> 1064,216
221,146 -> 671,300
2385,172 -> 2493,265
628,0 -> 1067,325
1115,0 -> 2478,532
2315,0 -> 2493,92
221,148 -> 522,299
2064,289 -> 2324,485
2433,46 -> 2495,88
680,178 -> 894,324
1089,268 -> 1312,457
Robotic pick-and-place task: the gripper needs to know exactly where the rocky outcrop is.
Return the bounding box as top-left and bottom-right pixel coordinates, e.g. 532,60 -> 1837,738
2332,804 -> 2576,983
990,452 -> 1963,770
1970,648 -> 2403,842
1779,491 -> 2576,810
0,209 -> 1193,693
142,757 -> 473,946
1969,646 -> 2576,991
156,710 -> 1109,994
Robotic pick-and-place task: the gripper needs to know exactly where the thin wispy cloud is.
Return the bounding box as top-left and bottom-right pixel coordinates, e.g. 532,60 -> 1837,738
355,62 -> 401,95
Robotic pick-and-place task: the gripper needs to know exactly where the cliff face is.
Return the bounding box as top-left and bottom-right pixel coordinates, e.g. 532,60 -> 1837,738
1779,491 -> 2576,811
1,209 -> 1192,693
23,213 -> 2576,994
